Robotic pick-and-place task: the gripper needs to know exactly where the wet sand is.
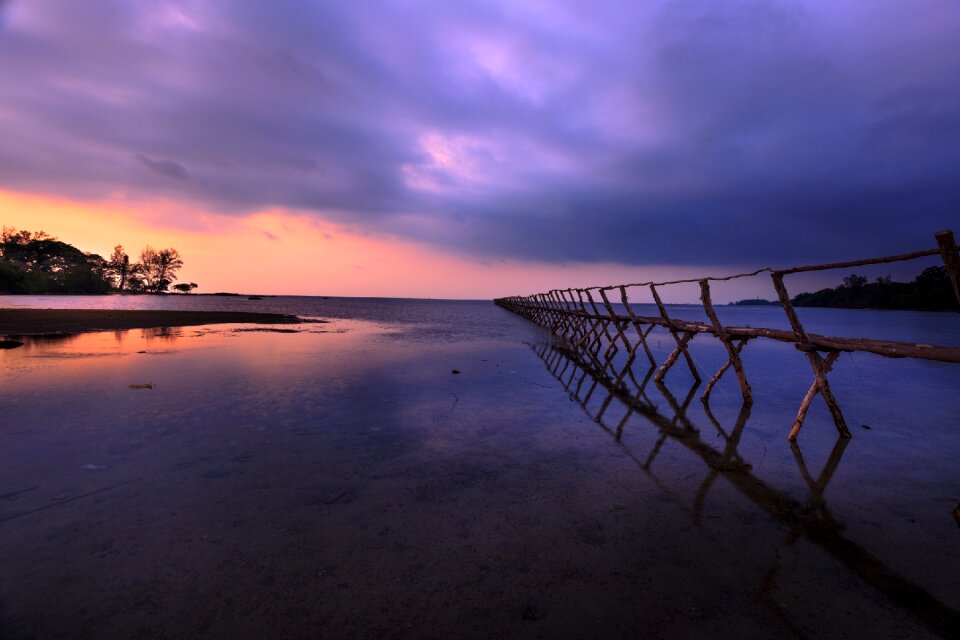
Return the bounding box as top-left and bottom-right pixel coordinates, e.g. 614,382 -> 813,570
0,309 -> 305,336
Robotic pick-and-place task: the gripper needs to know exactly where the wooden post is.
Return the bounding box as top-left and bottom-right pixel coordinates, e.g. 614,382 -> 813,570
773,272 -> 849,440
585,289 -> 622,379
548,290 -> 575,337
787,351 -> 850,441
576,289 -> 610,371
650,284 -> 700,382
702,339 -> 748,404
699,279 -> 753,406
562,289 -> 588,346
599,288 -> 645,390
935,230 -> 960,307
567,289 -> 590,349
619,285 -> 658,366
771,272 -> 811,344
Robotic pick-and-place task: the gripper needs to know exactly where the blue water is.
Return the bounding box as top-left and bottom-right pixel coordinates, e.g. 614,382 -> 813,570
4,293 -> 959,345
1,295 -> 958,638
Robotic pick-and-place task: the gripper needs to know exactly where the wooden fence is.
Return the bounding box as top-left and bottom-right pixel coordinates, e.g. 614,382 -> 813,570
496,230 -> 960,441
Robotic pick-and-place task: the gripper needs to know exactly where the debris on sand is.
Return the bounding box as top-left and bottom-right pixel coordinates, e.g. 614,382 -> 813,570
129,383 -> 154,389
452,369 -> 461,375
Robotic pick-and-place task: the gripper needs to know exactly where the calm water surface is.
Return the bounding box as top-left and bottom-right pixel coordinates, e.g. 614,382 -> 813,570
1,295 -> 958,639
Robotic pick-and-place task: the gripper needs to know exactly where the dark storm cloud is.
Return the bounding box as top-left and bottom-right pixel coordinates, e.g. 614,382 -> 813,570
0,0 -> 958,266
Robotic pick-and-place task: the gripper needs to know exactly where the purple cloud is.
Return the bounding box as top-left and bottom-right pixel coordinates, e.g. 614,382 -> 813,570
0,0 -> 958,268
136,154 -> 189,181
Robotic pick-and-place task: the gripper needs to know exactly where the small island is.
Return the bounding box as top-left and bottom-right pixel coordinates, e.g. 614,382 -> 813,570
730,298 -> 779,306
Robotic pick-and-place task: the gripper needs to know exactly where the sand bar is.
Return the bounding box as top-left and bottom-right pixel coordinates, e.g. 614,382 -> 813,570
0,308 -> 304,335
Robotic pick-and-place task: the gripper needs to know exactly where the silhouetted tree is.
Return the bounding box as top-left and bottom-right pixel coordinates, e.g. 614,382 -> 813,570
0,228 -> 194,295
173,282 -> 198,294
915,266 -> 950,286
0,261 -> 25,292
106,245 -> 131,291
0,227 -> 111,293
842,274 -> 868,288
793,266 -> 958,311
139,246 -> 184,293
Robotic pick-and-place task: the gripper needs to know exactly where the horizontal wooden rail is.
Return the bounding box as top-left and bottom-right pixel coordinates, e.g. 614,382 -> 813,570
498,304 -> 960,363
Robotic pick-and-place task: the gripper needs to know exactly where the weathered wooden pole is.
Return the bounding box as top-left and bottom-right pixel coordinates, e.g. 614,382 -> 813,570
702,339 -> 748,404
619,285 -> 657,366
772,272 -> 850,441
650,284 -> 701,382
699,279 -> 753,406
935,230 -> 960,307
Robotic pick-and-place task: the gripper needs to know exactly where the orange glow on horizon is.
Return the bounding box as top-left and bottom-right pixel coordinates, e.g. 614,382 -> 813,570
0,189 -> 754,301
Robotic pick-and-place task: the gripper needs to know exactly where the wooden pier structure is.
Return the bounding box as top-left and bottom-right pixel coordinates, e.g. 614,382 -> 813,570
496,230 -> 960,441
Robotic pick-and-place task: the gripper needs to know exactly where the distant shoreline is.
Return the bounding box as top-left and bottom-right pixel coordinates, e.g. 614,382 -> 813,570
0,309 -> 305,336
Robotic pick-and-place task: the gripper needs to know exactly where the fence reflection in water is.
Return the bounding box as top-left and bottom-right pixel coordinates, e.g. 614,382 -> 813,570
532,340 -> 960,638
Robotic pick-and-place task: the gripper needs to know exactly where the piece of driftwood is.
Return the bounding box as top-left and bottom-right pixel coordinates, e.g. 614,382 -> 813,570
496,230 -> 960,440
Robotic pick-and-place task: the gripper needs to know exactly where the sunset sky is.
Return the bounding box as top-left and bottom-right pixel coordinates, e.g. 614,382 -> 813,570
1,1 -> 958,299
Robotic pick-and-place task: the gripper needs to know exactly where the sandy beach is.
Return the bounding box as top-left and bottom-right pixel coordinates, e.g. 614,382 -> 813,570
0,308 -> 304,335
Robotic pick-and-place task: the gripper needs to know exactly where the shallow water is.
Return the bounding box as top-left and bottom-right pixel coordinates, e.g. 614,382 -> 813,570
1,296 -> 959,638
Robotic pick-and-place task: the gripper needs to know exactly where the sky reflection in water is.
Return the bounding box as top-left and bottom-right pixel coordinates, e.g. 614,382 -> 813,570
0,301 -> 958,638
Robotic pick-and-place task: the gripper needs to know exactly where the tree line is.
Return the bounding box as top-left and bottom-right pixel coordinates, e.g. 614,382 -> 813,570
791,267 -> 958,311
0,227 -> 197,294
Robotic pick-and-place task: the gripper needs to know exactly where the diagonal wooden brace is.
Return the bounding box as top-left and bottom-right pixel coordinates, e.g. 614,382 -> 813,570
650,284 -> 701,382
699,279 -> 753,405
788,351 -> 850,441
599,289 -> 647,388
619,285 -> 657,367
654,330 -> 697,382
772,271 -> 849,441
701,338 -> 749,404
585,289 -> 623,379
574,290 -> 606,356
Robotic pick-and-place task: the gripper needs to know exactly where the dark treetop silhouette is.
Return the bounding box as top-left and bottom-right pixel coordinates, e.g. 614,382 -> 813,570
0,227 -> 192,294
791,267 -> 959,311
